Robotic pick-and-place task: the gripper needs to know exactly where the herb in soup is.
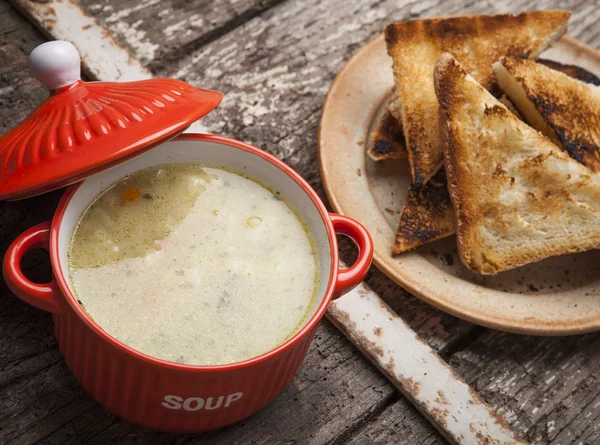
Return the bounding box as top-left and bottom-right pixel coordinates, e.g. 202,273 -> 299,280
68,163 -> 319,366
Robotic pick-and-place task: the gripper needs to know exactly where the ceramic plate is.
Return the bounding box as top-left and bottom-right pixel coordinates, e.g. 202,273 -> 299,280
319,35 -> 600,335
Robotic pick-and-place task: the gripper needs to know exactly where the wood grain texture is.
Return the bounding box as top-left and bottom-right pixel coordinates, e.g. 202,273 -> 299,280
346,398 -> 447,445
328,282 -> 526,445
0,11 -> 65,428
168,0 -> 600,442
0,4 -> 462,442
0,2 -> 48,134
10,0 -> 152,82
2,0 -> 600,443
77,0 -> 284,70
451,330 -> 600,444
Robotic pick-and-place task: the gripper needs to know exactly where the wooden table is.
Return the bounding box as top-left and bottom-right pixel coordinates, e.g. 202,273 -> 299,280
1,0 -> 600,443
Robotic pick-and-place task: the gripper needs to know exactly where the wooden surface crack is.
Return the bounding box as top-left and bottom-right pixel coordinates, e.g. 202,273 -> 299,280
438,326 -> 484,362
149,0 -> 290,74
0,346 -> 60,391
328,392 -> 401,445
31,397 -> 99,445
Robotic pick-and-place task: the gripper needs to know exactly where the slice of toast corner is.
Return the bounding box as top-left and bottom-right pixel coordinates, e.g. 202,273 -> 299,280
392,169 -> 454,254
495,57 -> 600,172
368,110 -> 408,161
536,58 -> 600,86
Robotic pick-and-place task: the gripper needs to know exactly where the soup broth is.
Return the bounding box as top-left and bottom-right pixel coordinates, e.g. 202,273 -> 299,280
68,163 -> 319,366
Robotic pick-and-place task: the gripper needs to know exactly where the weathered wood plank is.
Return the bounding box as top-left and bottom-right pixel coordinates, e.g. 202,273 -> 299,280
0,4 -> 442,445
166,0 -> 600,443
450,332 -> 600,445
0,1 -> 48,134
5,0 -> 600,443
0,2 -> 464,444
346,399 -> 447,445
0,2 -> 65,407
328,281 -> 526,445
9,0 -> 152,82
77,0 -> 284,69
171,0 -> 600,157
7,0 -> 212,132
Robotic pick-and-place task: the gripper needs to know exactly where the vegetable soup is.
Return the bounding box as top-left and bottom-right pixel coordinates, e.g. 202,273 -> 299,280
68,163 -> 319,366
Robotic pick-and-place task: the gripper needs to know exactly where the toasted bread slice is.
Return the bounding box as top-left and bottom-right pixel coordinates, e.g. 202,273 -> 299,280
370,95 -> 523,163
498,95 -> 523,120
385,10 -> 570,186
495,57 -> 600,172
435,53 -> 600,275
537,58 -> 600,85
393,58 -> 594,254
392,169 -> 454,254
376,59 -> 591,163
392,95 -> 530,254
370,60 -> 593,163
368,110 -> 408,161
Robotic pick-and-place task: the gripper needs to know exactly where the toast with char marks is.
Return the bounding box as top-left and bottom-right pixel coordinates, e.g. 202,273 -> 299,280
435,53 -> 600,274
385,10 -> 570,186
537,58 -> 600,85
495,57 -> 600,172
368,110 -> 408,161
392,169 -> 453,254
391,56 -> 600,254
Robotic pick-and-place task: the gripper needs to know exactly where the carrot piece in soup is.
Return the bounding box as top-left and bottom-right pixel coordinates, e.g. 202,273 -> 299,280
121,186 -> 142,203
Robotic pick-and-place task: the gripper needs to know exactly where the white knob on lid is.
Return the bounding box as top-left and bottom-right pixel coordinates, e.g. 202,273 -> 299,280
29,40 -> 81,90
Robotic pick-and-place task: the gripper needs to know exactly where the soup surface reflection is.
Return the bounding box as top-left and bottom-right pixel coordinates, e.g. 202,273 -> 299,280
69,163 -> 319,365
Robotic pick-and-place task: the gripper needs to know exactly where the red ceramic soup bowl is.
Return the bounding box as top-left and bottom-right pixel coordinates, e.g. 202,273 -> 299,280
3,134 -> 372,433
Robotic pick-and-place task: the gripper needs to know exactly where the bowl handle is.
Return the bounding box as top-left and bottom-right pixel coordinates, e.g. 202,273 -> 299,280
3,221 -> 61,314
330,214 -> 373,299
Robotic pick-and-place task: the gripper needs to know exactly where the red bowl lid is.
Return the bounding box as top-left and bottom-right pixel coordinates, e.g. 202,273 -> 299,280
0,41 -> 222,200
